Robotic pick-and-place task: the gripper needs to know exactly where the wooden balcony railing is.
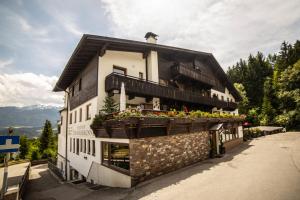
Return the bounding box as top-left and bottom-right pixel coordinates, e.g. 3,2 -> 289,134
171,64 -> 216,87
105,73 -> 237,110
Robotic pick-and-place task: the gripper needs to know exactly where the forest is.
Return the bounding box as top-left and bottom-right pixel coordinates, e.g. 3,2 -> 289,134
227,40 -> 300,129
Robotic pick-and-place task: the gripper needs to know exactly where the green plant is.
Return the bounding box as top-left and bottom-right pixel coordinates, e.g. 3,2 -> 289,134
31,150 -> 40,161
41,148 -> 56,159
176,111 -> 186,118
90,112 -> 106,128
102,95 -> 118,114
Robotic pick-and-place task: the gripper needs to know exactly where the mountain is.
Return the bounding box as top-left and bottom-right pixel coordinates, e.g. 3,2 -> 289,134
0,105 -> 61,138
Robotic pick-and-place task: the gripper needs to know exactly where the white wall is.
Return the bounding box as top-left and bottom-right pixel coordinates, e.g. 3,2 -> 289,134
97,50 -> 146,111
88,161 -> 131,188
211,88 -> 235,102
211,88 -> 238,114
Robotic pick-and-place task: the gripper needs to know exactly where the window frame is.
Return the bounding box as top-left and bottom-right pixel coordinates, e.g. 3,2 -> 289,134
139,72 -> 143,79
79,108 -> 82,122
76,138 -> 79,155
113,65 -> 127,75
79,78 -> 82,91
69,113 -> 72,124
86,104 -> 92,120
101,142 -> 130,175
87,139 -> 90,154
92,140 -> 95,156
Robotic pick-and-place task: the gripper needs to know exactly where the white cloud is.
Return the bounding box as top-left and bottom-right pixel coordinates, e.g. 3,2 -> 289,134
0,59 -> 13,69
0,72 -> 63,107
101,0 -> 300,69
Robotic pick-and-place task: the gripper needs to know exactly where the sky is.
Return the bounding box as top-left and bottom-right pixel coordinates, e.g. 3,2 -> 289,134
0,0 -> 299,107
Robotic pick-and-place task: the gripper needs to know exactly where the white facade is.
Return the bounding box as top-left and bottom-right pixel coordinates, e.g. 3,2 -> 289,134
56,34 -> 241,188
211,88 -> 239,115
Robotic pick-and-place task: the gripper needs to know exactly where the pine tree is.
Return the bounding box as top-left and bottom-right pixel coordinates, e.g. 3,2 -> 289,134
260,77 -> 275,125
19,136 -> 29,159
234,83 -> 249,114
39,120 -> 54,153
102,95 -> 118,114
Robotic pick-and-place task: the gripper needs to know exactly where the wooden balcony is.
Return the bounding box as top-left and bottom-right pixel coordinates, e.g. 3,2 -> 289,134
171,64 -> 216,87
105,73 -> 237,110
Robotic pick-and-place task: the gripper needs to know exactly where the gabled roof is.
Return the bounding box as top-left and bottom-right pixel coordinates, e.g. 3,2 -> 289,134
53,34 -> 242,101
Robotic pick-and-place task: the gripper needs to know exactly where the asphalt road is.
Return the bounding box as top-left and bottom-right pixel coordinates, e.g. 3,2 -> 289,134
25,132 -> 300,200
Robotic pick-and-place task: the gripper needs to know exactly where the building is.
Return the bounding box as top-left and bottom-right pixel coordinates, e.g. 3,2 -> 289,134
54,32 -> 243,188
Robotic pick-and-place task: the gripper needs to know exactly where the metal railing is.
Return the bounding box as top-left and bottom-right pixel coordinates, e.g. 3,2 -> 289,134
48,159 -> 65,181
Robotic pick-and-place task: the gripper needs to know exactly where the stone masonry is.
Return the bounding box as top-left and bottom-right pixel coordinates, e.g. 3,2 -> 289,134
129,131 -> 210,185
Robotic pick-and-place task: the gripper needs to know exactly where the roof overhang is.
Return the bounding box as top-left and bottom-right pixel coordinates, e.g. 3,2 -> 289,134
53,34 -> 242,101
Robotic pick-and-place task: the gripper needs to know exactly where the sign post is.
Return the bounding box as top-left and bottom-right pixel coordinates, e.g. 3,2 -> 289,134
0,136 -> 20,199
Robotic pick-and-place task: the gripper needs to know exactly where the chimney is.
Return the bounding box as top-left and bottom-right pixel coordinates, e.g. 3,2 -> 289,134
144,32 -> 158,44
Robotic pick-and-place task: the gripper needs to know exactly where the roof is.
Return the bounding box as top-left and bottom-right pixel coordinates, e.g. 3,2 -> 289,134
53,34 -> 242,101
209,123 -> 224,131
144,32 -> 158,39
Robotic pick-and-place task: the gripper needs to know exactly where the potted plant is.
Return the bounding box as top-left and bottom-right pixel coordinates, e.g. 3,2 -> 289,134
90,112 -> 108,137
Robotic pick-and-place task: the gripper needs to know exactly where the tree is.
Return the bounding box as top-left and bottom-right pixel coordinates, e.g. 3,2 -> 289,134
260,77 -> 275,125
227,52 -> 272,109
19,136 -> 29,159
276,59 -> 300,128
102,95 -> 118,114
234,83 -> 249,114
39,120 -> 54,153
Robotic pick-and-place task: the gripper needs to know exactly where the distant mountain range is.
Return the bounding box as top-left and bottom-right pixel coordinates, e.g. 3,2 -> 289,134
0,105 -> 61,138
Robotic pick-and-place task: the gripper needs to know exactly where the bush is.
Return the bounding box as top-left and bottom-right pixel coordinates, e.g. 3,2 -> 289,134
41,148 -> 56,159
31,150 -> 40,161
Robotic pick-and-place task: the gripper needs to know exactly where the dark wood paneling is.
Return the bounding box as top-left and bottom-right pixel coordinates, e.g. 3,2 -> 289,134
69,56 -> 98,110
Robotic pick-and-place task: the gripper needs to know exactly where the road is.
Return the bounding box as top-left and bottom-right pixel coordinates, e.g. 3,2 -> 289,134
25,132 -> 300,200
0,162 -> 29,189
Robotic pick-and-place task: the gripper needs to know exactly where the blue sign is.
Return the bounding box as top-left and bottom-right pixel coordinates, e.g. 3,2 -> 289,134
0,136 -> 20,153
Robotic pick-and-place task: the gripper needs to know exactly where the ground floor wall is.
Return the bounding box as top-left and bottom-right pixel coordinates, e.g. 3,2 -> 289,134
129,131 -> 210,184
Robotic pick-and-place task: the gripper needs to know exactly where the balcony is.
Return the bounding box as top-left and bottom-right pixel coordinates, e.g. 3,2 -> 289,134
171,64 -> 216,87
105,73 -> 237,110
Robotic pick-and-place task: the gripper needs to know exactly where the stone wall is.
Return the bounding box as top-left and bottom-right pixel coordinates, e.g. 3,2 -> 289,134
129,131 -> 210,185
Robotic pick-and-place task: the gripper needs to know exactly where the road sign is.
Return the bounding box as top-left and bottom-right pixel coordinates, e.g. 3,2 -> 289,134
0,136 -> 20,153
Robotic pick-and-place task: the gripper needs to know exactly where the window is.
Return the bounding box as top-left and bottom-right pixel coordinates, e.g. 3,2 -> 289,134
74,111 -> 77,123
102,142 -> 129,173
86,104 -> 91,120
221,96 -> 224,101
92,140 -> 95,156
73,138 -> 75,153
113,66 -> 127,75
70,138 -> 72,152
139,72 -> 143,79
61,116 -> 63,126
87,140 -> 91,154
79,108 -> 82,122
80,139 -> 83,152
84,139 -> 86,153
69,113 -> 72,124
227,97 -> 229,102
76,138 -> 79,155
79,78 -> 82,91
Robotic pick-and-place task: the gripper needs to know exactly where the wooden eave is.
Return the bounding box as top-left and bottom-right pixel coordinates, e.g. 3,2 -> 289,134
53,34 -> 242,102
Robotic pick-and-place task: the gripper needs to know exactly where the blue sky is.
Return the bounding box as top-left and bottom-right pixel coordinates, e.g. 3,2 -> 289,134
0,0 -> 299,106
